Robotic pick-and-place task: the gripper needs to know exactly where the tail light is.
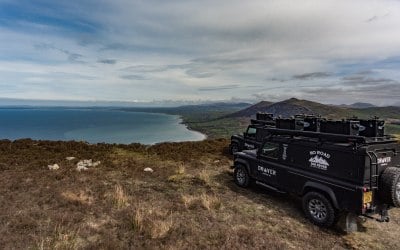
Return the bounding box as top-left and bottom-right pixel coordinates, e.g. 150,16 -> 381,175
362,187 -> 373,213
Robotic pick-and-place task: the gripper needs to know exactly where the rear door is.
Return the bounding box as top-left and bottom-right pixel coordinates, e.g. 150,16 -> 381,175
368,143 -> 400,184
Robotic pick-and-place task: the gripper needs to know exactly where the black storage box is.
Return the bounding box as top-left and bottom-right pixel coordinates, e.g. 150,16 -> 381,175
276,118 -> 304,130
256,112 -> 274,121
320,120 -> 360,135
359,119 -> 385,137
303,117 -> 324,132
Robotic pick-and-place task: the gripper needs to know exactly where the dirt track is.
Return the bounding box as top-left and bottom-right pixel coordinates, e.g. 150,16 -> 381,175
0,139 -> 399,249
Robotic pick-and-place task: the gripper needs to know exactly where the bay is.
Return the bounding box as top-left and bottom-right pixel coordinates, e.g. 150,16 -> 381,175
0,108 -> 205,144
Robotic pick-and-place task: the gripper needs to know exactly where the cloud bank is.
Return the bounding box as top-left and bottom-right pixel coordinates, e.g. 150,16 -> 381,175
0,0 -> 400,105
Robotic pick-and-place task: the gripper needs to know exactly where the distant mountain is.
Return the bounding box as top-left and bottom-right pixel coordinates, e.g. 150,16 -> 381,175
227,101 -> 273,117
340,102 -> 376,109
228,98 -> 347,118
228,98 -> 400,120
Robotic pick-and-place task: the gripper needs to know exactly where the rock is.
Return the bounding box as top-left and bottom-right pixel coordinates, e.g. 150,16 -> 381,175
48,164 -> 60,170
76,165 -> 88,172
92,161 -> 101,167
144,167 -> 154,173
66,157 -> 76,161
76,159 -> 100,171
83,159 -> 92,165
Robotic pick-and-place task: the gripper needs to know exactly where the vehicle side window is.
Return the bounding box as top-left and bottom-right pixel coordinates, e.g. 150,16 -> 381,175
260,142 -> 280,159
246,127 -> 257,137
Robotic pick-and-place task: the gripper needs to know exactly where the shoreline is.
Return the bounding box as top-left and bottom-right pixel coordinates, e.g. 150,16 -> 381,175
0,107 -> 208,145
115,108 -> 209,142
177,116 -> 208,141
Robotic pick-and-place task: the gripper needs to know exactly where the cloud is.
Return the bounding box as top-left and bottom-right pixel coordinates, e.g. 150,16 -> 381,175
120,74 -> 148,80
365,12 -> 390,22
198,84 -> 240,91
34,43 -> 84,63
293,72 -> 331,80
1,0 -> 400,105
342,75 -> 397,86
98,59 -> 116,64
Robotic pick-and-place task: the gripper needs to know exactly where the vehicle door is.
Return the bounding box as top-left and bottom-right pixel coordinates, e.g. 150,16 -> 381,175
244,126 -> 258,150
255,142 -> 280,186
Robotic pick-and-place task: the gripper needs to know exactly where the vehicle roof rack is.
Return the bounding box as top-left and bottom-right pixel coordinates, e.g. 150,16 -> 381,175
266,128 -> 366,143
251,119 -> 276,126
266,128 -> 397,144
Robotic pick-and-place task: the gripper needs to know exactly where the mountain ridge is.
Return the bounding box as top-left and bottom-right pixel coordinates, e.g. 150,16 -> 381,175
227,98 -> 400,120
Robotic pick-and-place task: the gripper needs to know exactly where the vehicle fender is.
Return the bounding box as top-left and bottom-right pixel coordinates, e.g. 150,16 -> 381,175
302,181 -> 340,209
231,138 -> 240,145
234,159 -> 251,174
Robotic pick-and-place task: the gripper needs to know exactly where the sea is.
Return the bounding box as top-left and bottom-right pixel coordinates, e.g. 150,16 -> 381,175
0,108 -> 206,144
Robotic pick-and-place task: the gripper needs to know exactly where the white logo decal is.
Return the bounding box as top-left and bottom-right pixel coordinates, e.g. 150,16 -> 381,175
282,144 -> 288,160
377,157 -> 391,166
257,166 -> 276,177
309,151 -> 330,171
244,143 -> 255,149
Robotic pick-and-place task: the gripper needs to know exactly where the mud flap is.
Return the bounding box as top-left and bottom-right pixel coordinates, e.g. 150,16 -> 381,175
337,213 -> 360,233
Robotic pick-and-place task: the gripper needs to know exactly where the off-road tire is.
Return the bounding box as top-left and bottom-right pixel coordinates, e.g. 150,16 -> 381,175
302,192 -> 336,227
230,142 -> 239,155
379,167 -> 400,207
234,165 -> 250,188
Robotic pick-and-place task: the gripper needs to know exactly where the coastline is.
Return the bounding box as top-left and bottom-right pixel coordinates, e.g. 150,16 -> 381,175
177,116 -> 208,141
115,108 -> 209,142
0,107 -> 208,145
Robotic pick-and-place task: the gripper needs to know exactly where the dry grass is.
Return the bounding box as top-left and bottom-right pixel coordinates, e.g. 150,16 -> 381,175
200,193 -> 221,211
198,169 -> 211,185
36,224 -> 81,250
114,184 -> 129,209
132,208 -> 145,234
177,164 -> 186,175
181,194 -> 198,209
0,138 -> 399,249
132,206 -> 173,239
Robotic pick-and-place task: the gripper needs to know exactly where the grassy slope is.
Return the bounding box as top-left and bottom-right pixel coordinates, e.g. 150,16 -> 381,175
1,139 -> 400,249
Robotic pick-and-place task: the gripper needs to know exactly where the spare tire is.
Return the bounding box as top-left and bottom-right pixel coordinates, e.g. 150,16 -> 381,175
379,167 -> 400,207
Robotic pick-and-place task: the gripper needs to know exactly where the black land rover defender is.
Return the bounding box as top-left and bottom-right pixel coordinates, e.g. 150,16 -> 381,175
232,127 -> 400,227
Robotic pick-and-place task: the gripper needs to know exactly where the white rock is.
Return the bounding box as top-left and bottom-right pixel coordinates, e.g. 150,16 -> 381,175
144,167 -> 154,173
92,161 -> 101,167
65,157 -> 76,161
76,159 -> 100,171
80,159 -> 92,166
76,165 -> 88,171
48,164 -> 60,170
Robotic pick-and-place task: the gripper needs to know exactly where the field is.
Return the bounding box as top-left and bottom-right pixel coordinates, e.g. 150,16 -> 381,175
386,123 -> 400,136
1,139 -> 400,249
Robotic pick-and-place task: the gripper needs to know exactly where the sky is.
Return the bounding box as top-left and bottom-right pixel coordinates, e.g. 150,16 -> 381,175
0,0 -> 400,106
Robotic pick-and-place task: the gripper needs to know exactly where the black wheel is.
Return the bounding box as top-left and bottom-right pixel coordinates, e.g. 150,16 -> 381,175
379,167 -> 400,207
234,165 -> 250,188
302,192 -> 336,227
230,142 -> 239,154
